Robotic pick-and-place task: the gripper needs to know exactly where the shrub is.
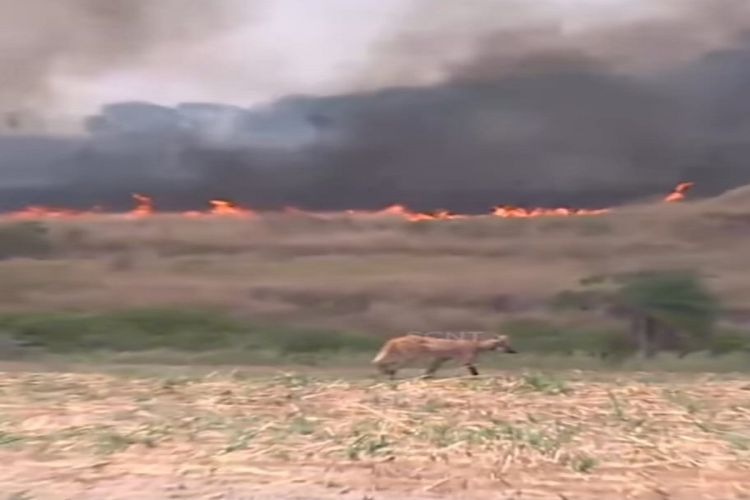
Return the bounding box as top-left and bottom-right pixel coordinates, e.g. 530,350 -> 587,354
555,269 -> 723,358
615,269 -> 720,339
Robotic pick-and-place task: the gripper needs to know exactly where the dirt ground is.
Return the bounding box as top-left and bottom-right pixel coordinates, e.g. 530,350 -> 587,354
0,364 -> 749,500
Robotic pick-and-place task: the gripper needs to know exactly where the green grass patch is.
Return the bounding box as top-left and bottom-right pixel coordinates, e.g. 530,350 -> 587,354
0,308 -> 380,356
501,318 -> 629,358
500,317 -> 750,362
1,307 -> 749,371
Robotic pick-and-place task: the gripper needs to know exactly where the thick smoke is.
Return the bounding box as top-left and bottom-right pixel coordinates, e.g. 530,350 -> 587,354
3,0 -> 750,212
0,0 -> 248,115
355,0 -> 750,88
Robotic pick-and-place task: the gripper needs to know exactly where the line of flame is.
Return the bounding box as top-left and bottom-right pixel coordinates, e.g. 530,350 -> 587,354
3,182 -> 694,221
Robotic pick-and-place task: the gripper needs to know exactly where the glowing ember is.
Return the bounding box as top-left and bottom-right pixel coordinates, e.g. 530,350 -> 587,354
664,182 -> 695,202
0,182 -> 694,221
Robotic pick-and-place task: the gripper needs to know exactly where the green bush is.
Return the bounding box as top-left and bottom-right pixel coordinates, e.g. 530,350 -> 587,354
0,221 -> 54,259
553,269 -> 723,358
615,269 -> 720,339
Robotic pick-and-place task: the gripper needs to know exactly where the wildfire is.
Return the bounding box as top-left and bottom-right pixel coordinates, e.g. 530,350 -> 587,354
208,199 -> 254,216
664,182 -> 695,202
346,205 -> 465,222
3,182 -> 694,222
130,193 -> 154,217
491,206 -> 610,218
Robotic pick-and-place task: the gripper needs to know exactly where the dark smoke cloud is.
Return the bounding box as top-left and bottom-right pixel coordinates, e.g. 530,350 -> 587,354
3,0 -> 750,212
356,0 -> 750,87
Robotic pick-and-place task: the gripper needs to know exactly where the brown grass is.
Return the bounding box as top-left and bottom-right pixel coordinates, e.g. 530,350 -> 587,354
0,366 -> 748,499
3,190 -> 750,333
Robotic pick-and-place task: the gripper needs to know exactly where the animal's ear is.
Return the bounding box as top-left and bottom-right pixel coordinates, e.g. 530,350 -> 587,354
496,334 -> 508,342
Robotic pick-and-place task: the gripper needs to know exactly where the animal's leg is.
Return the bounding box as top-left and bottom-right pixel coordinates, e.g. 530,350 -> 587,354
457,351 -> 479,376
376,363 -> 398,379
423,357 -> 447,378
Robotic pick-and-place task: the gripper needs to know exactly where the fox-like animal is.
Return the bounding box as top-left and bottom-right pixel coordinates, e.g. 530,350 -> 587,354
371,334 -> 517,379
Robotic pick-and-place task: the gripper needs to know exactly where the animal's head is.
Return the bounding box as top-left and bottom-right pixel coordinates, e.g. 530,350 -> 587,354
481,334 -> 517,353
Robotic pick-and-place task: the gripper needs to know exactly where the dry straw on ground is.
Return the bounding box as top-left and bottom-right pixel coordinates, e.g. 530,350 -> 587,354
0,368 -> 748,499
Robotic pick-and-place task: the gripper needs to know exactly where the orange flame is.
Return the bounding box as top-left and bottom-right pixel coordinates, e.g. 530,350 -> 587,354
344,205 -> 466,222
491,206 -> 610,218
130,193 -> 153,216
0,182 -> 695,221
664,182 -> 694,202
208,199 -> 254,216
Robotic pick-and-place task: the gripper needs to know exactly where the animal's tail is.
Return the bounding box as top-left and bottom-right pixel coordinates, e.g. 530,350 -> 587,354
371,345 -> 389,364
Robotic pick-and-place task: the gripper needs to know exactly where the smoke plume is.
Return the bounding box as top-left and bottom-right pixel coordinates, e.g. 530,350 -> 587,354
0,0 -> 248,113
3,0 -> 750,213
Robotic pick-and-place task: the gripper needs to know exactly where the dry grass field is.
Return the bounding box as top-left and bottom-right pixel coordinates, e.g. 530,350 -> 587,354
1,188 -> 750,498
3,185 -> 750,337
0,364 -> 748,500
